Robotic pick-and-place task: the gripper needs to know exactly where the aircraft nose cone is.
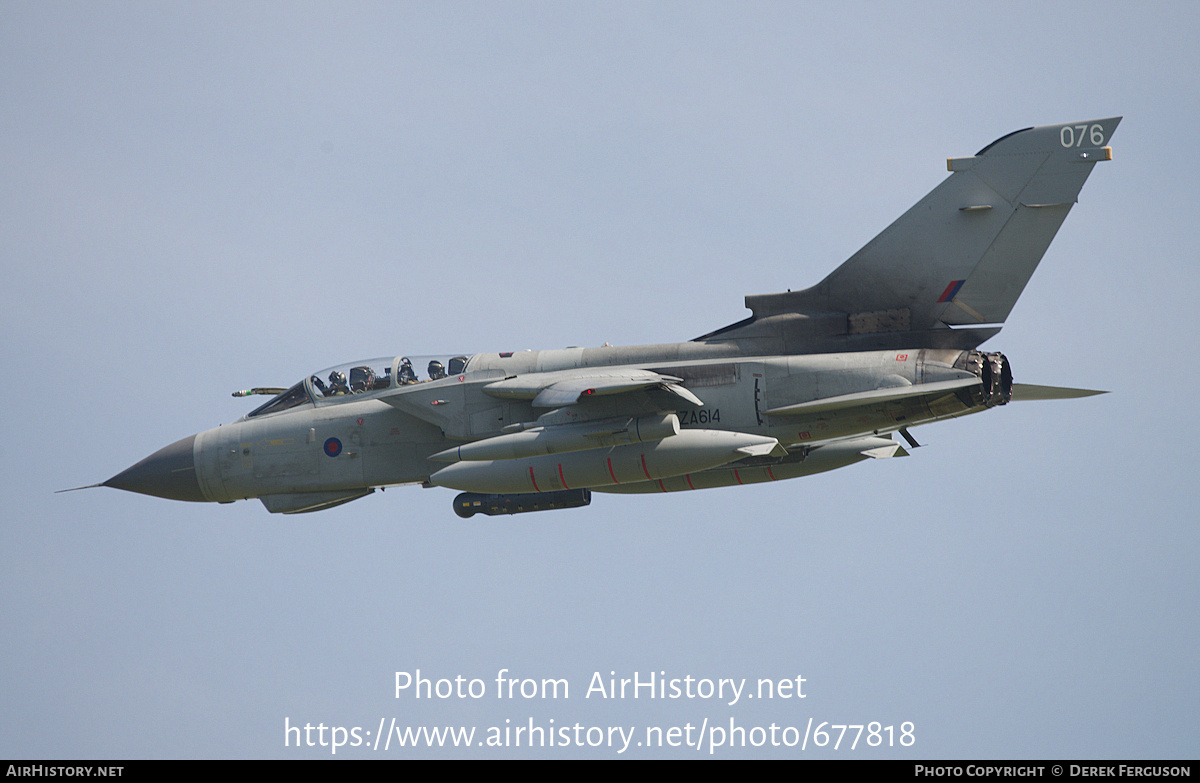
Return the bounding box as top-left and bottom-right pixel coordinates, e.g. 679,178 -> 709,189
104,434 -> 206,502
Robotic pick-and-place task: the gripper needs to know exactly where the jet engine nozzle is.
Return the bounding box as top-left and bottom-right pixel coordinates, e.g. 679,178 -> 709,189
954,350 -> 1013,408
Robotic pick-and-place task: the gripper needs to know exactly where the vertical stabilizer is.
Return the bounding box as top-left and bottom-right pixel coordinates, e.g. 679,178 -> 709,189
745,118 -> 1121,331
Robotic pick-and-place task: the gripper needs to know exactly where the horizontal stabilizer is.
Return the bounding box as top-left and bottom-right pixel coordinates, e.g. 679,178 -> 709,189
1010,383 -> 1107,401
766,377 -> 979,416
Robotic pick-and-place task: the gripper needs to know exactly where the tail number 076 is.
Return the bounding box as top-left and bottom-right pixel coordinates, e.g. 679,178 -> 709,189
1061,124 -> 1105,148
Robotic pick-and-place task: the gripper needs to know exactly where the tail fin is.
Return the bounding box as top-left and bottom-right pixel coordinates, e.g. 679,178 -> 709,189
746,118 -> 1120,331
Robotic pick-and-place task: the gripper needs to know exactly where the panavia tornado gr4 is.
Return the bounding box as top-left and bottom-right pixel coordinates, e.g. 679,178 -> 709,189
88,118 -> 1120,516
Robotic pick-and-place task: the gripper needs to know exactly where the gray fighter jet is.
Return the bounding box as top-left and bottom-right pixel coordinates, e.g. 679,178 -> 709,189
88,118 -> 1120,516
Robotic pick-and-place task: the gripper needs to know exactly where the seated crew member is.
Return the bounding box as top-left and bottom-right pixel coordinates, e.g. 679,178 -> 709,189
398,357 -> 418,384
349,366 -> 374,393
327,370 -> 350,396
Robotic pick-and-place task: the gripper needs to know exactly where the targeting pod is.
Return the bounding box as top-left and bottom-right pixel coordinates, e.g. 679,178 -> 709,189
453,489 -> 591,518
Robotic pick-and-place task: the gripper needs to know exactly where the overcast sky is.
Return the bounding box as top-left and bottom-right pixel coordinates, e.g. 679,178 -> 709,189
3,1 -> 1198,759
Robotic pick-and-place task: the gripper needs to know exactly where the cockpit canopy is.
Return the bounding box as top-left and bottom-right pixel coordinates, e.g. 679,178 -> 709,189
245,354 -> 471,419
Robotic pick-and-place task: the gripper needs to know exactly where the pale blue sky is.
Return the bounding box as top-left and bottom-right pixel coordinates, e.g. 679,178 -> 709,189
3,1 -> 1198,758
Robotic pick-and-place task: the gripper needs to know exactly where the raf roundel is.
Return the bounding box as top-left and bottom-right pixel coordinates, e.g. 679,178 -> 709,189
323,438 -> 342,458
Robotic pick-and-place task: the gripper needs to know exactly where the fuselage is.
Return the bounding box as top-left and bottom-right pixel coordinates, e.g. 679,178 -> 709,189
109,342 -> 996,510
